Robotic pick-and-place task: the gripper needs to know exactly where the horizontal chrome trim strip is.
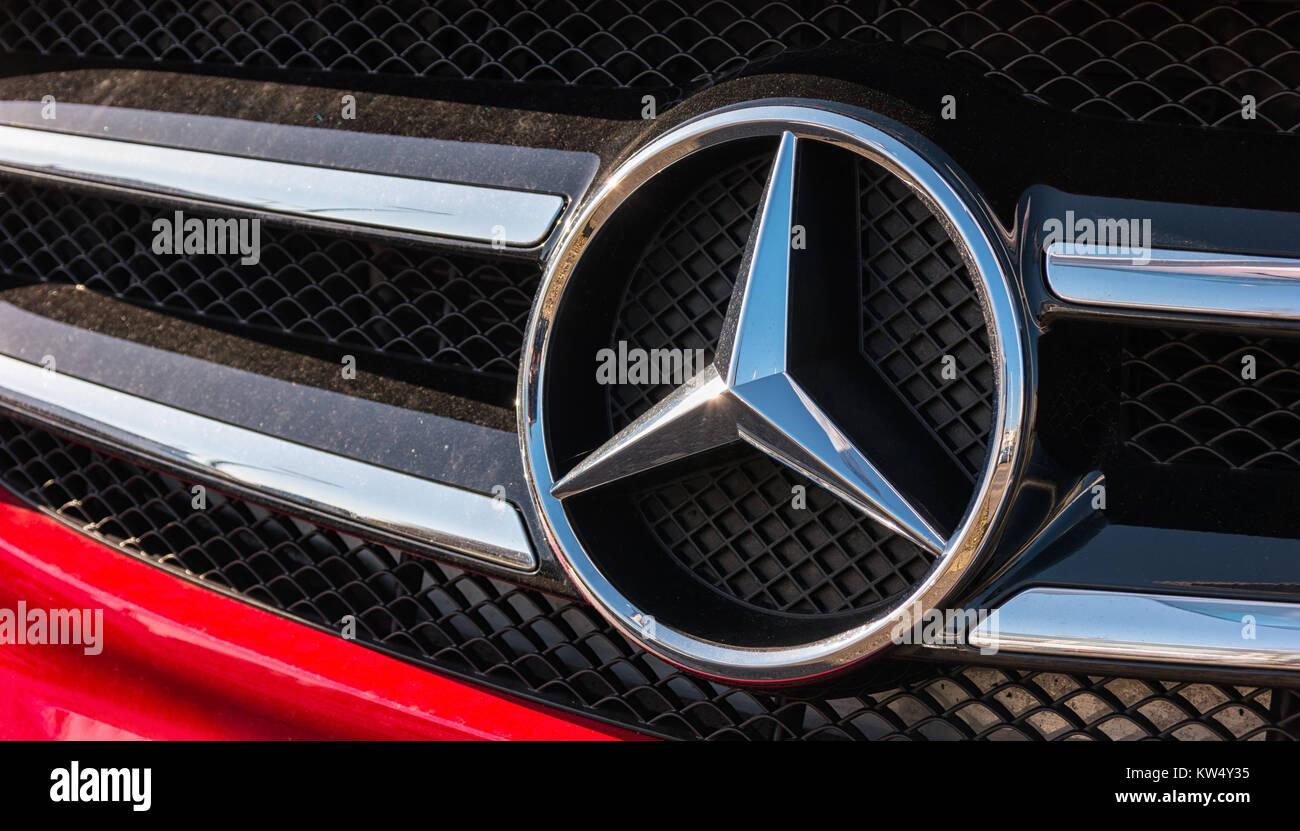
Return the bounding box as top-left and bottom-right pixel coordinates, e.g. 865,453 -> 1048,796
1046,242 -> 1300,319
971,588 -> 1300,669
0,123 -> 564,246
0,353 -> 536,571
0,101 -> 600,201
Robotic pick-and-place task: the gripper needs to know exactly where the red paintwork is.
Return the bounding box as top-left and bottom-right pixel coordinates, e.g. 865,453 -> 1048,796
0,487 -> 641,740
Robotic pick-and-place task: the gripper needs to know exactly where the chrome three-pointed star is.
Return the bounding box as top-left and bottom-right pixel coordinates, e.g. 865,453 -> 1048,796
550,132 -> 946,554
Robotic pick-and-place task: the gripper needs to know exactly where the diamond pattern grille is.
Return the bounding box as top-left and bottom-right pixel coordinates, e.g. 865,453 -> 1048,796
858,157 -> 994,482
1,415 -> 1296,740
1121,329 -> 1300,471
637,450 -> 934,615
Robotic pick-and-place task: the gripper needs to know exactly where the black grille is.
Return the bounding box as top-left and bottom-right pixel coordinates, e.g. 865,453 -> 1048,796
1037,321 -> 1300,540
858,157 -> 993,482
3,1 -> 1298,132
1121,328 -> 1300,472
0,180 -> 539,384
2,414 -> 1297,740
637,449 -> 933,615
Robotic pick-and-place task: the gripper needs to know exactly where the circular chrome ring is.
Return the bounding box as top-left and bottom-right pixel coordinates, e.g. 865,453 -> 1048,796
520,100 -> 1027,684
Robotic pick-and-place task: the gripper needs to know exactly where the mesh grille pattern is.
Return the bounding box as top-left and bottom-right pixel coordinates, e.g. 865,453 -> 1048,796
2,1 -> 1298,132
858,158 -> 993,481
1121,329 -> 1300,471
1,415 -> 1296,740
637,450 -> 932,615
814,668 -> 1296,740
607,152 -> 770,431
0,181 -> 539,379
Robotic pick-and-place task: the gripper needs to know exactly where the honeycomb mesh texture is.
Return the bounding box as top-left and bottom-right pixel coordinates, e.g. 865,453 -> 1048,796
858,157 -> 993,482
0,179 -> 539,380
1121,328 -> 1300,471
1,415 -> 1297,741
2,1 -> 1298,132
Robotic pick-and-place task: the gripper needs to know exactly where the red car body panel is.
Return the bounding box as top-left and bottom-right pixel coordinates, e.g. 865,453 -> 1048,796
0,487 -> 638,740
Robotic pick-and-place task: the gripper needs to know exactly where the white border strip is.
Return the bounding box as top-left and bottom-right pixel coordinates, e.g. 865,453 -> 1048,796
0,124 -> 564,246
0,354 -> 536,571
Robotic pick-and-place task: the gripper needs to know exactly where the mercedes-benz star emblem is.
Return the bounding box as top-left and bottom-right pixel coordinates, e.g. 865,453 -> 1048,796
552,132 -> 946,555
521,101 -> 1026,684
